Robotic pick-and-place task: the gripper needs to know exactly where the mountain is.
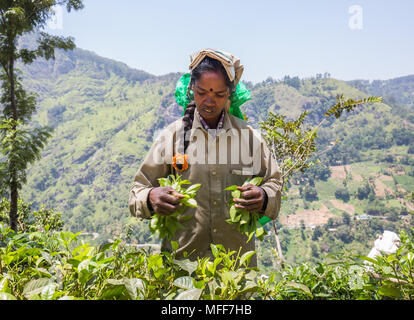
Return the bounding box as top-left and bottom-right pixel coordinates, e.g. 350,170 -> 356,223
348,75 -> 414,109
3,32 -> 413,266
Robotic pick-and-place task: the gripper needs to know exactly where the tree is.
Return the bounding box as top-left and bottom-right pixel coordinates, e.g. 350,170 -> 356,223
336,225 -> 352,243
357,181 -> 373,200
304,185 -> 318,201
283,75 -> 301,89
259,93 -> 382,266
312,225 -> 323,241
335,187 -> 350,202
0,196 -> 63,232
312,163 -> 331,181
0,1 -> 84,231
342,212 -> 351,225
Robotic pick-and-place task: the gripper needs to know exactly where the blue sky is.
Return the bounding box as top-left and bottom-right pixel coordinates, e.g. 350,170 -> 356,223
46,0 -> 414,83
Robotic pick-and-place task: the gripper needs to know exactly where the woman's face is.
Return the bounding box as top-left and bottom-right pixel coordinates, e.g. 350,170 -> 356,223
192,71 -> 230,126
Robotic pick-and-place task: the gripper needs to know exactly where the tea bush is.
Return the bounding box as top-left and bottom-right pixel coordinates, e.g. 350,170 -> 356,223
0,223 -> 413,300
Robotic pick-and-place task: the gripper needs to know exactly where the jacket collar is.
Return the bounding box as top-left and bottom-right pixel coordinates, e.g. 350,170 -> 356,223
192,107 -> 233,132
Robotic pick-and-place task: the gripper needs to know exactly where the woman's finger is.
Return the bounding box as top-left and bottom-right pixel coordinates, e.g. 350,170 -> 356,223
161,192 -> 182,204
233,197 -> 260,206
235,202 -> 262,212
157,201 -> 180,213
237,184 -> 253,192
240,189 -> 259,199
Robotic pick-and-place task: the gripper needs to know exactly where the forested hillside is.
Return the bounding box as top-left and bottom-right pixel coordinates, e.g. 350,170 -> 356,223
7,32 -> 413,267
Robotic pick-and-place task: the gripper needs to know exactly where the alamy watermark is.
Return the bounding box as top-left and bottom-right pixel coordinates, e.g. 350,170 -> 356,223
151,123 -> 264,175
47,5 -> 63,30
348,5 -> 363,30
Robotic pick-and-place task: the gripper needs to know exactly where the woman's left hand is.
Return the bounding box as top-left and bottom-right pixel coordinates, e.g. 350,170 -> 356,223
233,184 -> 266,213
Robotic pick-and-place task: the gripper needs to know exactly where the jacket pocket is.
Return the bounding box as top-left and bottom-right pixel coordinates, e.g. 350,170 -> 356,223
224,168 -> 253,206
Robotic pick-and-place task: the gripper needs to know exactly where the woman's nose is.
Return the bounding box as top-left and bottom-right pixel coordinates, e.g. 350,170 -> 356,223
205,95 -> 215,105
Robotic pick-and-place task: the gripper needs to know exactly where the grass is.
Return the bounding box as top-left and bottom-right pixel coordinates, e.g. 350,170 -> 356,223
385,199 -> 403,209
315,179 -> 340,199
394,175 -> 414,192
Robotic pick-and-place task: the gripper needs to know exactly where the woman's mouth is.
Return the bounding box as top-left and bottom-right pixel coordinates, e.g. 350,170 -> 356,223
202,107 -> 215,114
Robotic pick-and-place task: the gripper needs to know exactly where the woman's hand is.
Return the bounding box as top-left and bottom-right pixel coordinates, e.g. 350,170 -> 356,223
148,187 -> 185,216
233,184 -> 267,213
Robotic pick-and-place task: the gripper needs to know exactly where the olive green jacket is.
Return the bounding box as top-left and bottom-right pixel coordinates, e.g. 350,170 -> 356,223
128,108 -> 283,266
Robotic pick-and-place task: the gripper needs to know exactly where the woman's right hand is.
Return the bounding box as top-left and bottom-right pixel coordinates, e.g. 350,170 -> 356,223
148,187 -> 185,216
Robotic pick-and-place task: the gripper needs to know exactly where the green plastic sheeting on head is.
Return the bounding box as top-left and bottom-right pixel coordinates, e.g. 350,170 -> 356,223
174,73 -> 251,120
229,81 -> 251,119
175,73 -> 193,112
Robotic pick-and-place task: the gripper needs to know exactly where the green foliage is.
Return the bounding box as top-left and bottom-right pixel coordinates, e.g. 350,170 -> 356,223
283,75 -> 301,89
301,162 -> 331,182
358,229 -> 414,299
225,177 -> 266,242
149,175 -> 200,240
260,110 -> 317,187
0,118 -> 52,189
348,75 -> 414,110
335,187 -> 350,202
324,94 -> 383,119
9,31 -> 409,247
0,0 -> 84,231
357,180 -> 375,200
259,93 -> 381,199
1,225 -> 412,300
303,185 -> 318,202
0,197 -> 63,233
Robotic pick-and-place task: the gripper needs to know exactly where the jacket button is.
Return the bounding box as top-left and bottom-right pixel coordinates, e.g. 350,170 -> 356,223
211,171 -> 216,176
213,201 -> 218,206
213,228 -> 217,233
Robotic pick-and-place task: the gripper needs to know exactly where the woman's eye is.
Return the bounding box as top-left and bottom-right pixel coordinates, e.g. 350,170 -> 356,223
196,91 -> 205,96
216,94 -> 225,98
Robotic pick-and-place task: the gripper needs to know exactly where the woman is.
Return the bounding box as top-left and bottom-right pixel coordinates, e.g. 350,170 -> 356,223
129,49 -> 282,266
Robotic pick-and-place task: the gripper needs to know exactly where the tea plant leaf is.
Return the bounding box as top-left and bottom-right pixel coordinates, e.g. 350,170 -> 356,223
150,175 -> 200,239
123,278 -> 146,300
378,284 -> 401,298
99,279 -> 128,300
185,183 -> 201,194
221,271 -> 239,286
240,281 -> 259,294
171,241 -> 179,252
0,275 -> 9,292
229,206 -> 238,221
286,281 -> 313,298
23,278 -> 54,298
231,189 -> 241,199
211,244 -> 220,258
182,198 -> 197,208
0,292 -> 17,300
224,177 -> 268,242
245,177 -> 263,186
173,276 -> 196,290
357,255 -> 380,265
40,283 -> 56,300
175,288 -> 202,300
239,251 -> 256,267
58,296 -> 77,300
173,259 -> 198,275
224,185 -> 238,191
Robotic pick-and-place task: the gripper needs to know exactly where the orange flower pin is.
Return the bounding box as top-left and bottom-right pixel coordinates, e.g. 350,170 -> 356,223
172,153 -> 189,172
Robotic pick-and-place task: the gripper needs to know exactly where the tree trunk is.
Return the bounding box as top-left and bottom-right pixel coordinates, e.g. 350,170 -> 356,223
272,220 -> 285,267
8,56 -> 18,232
9,180 -> 18,232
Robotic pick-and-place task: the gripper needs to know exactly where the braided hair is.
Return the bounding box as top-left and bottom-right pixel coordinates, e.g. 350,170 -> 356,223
182,56 -> 235,152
